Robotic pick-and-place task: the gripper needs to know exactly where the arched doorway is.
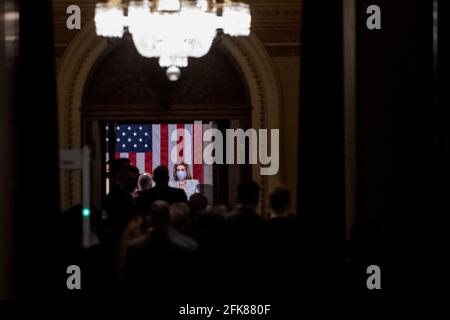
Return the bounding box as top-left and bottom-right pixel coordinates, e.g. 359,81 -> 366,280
58,22 -> 282,212
83,38 -> 252,208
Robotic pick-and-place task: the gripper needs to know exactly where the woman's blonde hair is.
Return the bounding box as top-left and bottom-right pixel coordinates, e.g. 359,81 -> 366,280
173,161 -> 193,181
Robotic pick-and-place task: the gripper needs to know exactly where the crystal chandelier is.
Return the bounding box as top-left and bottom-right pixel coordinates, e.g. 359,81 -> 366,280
95,0 -> 251,81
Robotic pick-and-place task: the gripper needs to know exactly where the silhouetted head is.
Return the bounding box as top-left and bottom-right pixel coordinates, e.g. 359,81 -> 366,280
124,165 -> 140,193
170,202 -> 190,232
149,200 -> 171,231
109,158 -> 131,183
192,206 -> 227,241
152,166 -> 170,186
237,181 -> 260,209
207,205 -> 228,217
138,173 -> 153,191
269,186 -> 291,216
188,193 -> 208,219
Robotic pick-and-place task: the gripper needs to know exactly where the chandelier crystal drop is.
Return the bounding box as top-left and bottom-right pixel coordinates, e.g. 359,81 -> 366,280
95,0 -> 251,81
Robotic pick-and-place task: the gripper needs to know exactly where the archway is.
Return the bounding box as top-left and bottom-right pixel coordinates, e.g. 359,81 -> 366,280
57,22 -> 283,211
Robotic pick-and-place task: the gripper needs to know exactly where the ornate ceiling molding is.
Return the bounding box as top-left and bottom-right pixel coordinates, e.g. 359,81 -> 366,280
52,0 -> 301,57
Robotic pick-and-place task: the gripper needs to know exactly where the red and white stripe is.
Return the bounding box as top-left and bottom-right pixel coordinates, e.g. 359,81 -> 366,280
111,123 -> 213,185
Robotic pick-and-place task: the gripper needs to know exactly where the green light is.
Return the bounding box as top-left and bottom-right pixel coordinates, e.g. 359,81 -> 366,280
82,208 -> 91,217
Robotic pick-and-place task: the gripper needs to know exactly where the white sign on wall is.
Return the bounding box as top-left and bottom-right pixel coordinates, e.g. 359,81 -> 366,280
60,149 -> 82,170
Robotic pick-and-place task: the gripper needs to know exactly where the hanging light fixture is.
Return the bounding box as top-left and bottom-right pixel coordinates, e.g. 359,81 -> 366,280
95,0 -> 251,81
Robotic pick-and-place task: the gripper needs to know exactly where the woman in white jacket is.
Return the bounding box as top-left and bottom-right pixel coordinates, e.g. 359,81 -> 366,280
169,161 -> 200,199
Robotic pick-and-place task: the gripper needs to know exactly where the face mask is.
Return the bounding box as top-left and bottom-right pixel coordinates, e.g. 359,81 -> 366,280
177,171 -> 187,181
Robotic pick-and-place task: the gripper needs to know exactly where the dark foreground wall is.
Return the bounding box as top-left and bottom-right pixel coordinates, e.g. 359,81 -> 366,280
299,0 -> 448,292
356,0 -> 435,290
0,0 -> 17,300
15,0 -> 61,297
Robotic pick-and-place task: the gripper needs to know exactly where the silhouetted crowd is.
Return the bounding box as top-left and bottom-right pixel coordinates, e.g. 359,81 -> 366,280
58,158 -> 383,299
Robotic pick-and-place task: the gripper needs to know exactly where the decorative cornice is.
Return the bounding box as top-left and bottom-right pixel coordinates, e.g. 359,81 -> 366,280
265,43 -> 300,56
251,6 -> 301,21
52,0 -> 301,57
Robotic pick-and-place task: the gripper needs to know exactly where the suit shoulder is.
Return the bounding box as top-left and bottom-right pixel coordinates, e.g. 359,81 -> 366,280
136,188 -> 153,197
175,188 -> 188,201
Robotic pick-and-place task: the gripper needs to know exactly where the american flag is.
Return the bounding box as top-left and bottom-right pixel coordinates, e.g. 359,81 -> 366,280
106,123 -> 213,185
